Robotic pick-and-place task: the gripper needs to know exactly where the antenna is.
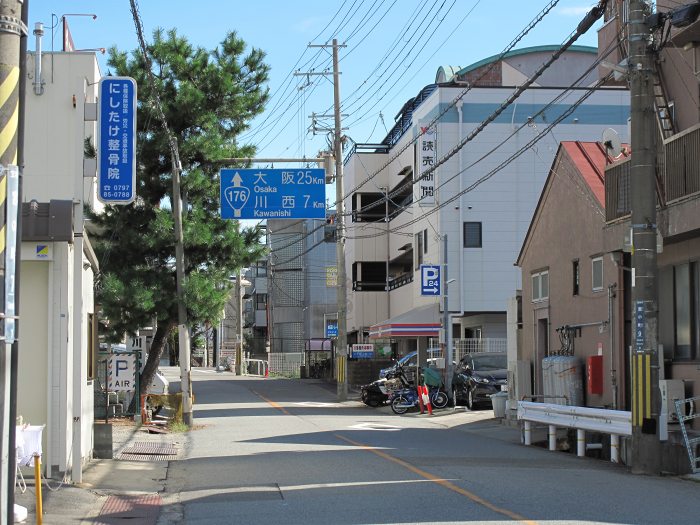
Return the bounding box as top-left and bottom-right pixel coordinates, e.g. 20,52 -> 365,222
602,128 -> 622,160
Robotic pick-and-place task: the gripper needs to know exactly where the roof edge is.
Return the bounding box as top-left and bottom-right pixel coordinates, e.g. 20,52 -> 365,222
455,45 -> 598,77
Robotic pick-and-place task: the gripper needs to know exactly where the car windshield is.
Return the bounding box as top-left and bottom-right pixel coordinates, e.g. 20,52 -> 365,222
471,355 -> 506,371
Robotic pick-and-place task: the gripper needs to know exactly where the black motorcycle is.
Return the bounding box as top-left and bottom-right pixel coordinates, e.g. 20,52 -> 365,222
361,366 -> 410,407
361,378 -> 390,407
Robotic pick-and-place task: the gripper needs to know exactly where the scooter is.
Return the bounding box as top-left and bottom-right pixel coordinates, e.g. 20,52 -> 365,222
361,365 -> 411,407
361,378 -> 390,407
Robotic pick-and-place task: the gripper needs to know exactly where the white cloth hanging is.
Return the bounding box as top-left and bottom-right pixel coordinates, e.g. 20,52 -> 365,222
15,425 -> 44,467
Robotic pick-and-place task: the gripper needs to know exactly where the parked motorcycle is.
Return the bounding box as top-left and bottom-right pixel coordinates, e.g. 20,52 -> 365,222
361,378 -> 390,407
388,364 -> 449,414
389,385 -> 449,414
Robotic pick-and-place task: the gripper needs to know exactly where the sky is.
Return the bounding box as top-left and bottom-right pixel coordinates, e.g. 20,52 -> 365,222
29,0 -> 605,168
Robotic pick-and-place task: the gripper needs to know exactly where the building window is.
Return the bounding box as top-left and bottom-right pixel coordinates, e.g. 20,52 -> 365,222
463,222 -> 482,248
572,260 -> 579,296
256,263 -> 267,277
87,313 -> 96,380
415,231 -> 424,270
591,256 -> 603,291
255,293 -> 267,310
674,262 -> 698,361
532,270 -> 549,302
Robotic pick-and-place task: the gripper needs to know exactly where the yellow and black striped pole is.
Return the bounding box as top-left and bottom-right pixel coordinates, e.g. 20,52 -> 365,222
0,1 -> 24,521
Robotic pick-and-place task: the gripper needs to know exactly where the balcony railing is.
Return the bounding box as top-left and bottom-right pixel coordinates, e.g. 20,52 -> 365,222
388,272 -> 413,290
605,124 -> 700,222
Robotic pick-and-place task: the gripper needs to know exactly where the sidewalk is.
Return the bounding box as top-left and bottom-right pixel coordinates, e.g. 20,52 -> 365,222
13,419 -> 182,524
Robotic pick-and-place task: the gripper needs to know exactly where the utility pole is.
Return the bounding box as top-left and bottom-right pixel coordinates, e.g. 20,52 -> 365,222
299,39 -> 348,400
0,0 -> 25,520
629,0 -> 661,475
235,269 -> 242,375
443,235 -> 454,399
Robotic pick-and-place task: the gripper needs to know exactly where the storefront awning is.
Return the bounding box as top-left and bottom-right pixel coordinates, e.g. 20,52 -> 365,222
368,303 -> 441,339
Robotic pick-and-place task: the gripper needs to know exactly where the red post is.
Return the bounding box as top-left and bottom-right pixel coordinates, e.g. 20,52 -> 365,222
423,386 -> 433,415
417,385 -> 425,413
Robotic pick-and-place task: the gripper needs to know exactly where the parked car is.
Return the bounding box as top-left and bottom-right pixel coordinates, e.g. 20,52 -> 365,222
379,349 -> 443,384
452,352 -> 507,410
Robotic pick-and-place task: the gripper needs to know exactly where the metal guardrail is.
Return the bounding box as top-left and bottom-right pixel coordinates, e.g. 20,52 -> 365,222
517,401 -> 631,463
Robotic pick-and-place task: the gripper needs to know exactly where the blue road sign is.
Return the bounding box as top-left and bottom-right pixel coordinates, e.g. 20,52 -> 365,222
98,77 -> 137,204
326,320 -> 338,338
220,168 -> 326,220
420,265 -> 441,296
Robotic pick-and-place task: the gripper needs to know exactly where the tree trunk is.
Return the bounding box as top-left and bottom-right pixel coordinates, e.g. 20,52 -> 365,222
128,319 -> 176,414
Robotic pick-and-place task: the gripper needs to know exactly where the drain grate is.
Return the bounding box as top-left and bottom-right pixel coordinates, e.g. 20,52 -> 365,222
116,453 -> 172,461
116,441 -> 178,461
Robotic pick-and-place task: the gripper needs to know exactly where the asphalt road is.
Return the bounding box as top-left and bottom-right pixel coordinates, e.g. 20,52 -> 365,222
158,368 -> 700,525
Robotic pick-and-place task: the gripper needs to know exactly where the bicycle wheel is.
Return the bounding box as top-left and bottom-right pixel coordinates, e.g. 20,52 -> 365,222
391,395 -> 410,415
432,390 -> 449,409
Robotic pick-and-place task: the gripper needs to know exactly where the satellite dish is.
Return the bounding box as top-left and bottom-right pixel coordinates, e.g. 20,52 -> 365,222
602,128 -> 622,158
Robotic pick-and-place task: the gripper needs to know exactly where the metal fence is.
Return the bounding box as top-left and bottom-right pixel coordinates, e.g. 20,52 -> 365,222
267,352 -> 305,378
429,338 -> 507,363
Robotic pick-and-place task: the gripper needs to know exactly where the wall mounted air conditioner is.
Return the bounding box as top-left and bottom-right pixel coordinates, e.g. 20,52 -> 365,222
659,379 -> 685,422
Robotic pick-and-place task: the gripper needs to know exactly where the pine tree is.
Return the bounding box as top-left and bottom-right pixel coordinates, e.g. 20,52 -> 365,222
89,28 -> 269,400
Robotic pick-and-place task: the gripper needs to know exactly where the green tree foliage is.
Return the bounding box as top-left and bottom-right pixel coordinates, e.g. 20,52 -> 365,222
89,29 -> 269,392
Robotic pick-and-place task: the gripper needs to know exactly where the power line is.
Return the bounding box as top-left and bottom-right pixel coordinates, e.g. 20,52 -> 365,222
339,0 -> 563,203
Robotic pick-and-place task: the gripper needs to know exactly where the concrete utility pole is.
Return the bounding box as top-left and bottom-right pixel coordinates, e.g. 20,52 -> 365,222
235,269 -> 242,375
0,0 -> 25,520
300,39 -> 348,401
628,0 -> 661,475
443,235 -> 454,399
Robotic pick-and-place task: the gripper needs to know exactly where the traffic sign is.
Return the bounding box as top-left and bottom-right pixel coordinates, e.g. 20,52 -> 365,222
97,77 -> 137,204
220,168 -> 326,220
420,264 -> 441,296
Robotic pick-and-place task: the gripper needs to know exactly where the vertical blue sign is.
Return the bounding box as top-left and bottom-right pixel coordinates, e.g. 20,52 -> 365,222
635,300 -> 645,353
326,320 -> 338,338
98,77 -> 137,204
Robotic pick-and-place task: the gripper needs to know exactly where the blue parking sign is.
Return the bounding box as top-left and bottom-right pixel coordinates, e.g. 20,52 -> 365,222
420,265 -> 441,296
98,77 -> 137,204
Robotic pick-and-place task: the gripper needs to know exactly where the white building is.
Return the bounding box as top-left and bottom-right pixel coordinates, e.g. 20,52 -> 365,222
20,46 -> 102,480
343,46 -> 630,359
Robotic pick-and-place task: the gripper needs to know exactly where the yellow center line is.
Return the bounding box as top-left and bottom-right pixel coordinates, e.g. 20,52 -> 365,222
335,433 -> 538,525
252,390 -> 292,416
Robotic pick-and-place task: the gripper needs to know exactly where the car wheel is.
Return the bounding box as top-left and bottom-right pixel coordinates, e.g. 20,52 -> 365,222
452,388 -> 461,408
466,388 -> 476,410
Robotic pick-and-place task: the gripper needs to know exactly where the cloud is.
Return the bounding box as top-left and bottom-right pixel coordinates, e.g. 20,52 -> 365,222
295,17 -> 321,33
558,6 -> 594,16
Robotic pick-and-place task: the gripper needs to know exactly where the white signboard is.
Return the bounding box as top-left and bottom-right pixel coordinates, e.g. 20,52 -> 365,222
416,125 -> 436,206
108,354 -> 136,392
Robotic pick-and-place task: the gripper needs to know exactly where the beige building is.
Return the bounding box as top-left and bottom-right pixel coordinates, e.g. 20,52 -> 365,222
20,45 -> 102,480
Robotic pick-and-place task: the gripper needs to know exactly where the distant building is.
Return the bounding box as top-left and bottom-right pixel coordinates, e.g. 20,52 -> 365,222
267,216 -> 337,354
343,45 -> 630,362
